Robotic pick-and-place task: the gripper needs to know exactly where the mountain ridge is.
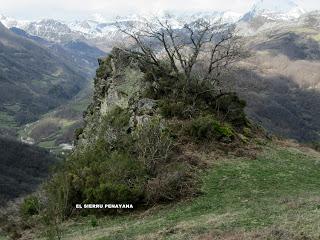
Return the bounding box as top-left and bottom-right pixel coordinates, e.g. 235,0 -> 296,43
0,2 -> 308,42
244,0 -> 305,20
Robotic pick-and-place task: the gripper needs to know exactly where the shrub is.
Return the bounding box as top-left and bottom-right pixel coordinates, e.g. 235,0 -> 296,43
41,172 -> 71,240
43,110 -> 198,220
215,93 -> 247,127
90,215 -> 98,227
145,162 -> 196,203
103,107 -> 131,129
185,115 -> 234,141
214,123 -> 234,139
243,127 -> 252,137
20,196 -> 40,217
47,140 -> 146,213
96,56 -> 113,79
310,142 -> 320,152
159,100 -> 188,119
143,71 -> 183,100
134,118 -> 173,175
81,151 -> 145,204
74,127 -> 83,140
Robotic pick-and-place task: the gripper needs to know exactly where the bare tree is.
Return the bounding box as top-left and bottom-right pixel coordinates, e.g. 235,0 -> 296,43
116,16 -> 243,94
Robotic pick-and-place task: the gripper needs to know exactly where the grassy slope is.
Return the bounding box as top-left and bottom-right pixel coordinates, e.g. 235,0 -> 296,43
31,141 -> 320,240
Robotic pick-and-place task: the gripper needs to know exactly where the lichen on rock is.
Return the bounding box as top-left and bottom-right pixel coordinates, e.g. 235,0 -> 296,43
76,48 -> 160,148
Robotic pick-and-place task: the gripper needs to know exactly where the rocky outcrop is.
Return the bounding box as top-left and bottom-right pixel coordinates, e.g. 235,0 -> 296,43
76,48 -> 157,147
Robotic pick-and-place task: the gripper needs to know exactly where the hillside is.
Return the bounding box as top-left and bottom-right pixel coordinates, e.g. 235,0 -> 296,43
236,19 -> 320,142
2,26 -> 104,150
0,22 -> 106,146
10,27 -> 106,80
0,137 -> 56,205
0,22 -> 88,135
4,142 -> 320,240
58,143 -> 320,239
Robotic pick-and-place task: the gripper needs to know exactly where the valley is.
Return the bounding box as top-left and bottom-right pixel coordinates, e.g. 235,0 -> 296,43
0,21 -> 104,151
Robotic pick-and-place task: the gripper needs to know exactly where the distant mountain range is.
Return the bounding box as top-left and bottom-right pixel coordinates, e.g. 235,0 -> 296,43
0,0 -> 311,51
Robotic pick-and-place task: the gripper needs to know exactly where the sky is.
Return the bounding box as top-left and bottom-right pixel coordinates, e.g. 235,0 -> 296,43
0,0 -> 320,21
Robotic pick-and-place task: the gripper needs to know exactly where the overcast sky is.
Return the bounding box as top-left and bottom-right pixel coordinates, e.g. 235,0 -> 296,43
0,0 -> 320,21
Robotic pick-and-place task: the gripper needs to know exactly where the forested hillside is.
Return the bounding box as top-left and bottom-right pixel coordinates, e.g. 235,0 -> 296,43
236,23 -> 320,142
0,138 -> 56,205
0,23 -> 86,132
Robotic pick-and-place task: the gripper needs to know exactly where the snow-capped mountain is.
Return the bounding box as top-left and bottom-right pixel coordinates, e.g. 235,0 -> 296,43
66,11 -> 242,39
0,14 -> 29,29
0,16 -> 85,42
298,10 -> 320,28
22,19 -> 85,42
222,11 -> 243,23
68,20 -> 119,39
242,0 -> 305,21
0,2 -> 310,45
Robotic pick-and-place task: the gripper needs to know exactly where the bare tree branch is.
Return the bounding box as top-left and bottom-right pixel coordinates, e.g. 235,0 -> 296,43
116,16 -> 243,93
